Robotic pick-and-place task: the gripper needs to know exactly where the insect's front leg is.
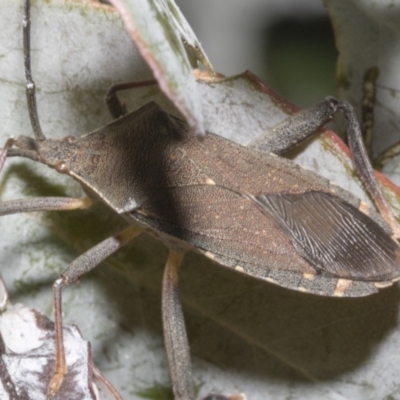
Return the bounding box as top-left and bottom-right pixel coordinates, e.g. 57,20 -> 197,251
46,225 -> 142,399
105,80 -> 157,119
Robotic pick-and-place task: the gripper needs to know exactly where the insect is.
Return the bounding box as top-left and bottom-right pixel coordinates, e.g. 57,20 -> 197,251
2,1 -> 400,399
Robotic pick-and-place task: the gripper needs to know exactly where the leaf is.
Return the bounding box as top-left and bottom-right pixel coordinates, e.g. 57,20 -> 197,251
1,1 -> 400,400
108,0 -> 213,135
0,304 -> 99,399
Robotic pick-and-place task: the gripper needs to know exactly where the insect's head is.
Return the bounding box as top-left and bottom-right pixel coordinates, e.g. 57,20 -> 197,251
0,135 -> 78,175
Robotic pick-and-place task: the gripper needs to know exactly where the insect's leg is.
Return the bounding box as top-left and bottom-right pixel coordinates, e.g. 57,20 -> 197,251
0,139 -> 17,173
105,80 -> 157,119
250,97 -> 400,238
338,101 -> 400,238
162,251 -> 194,400
162,252 -> 240,400
248,97 -> 339,155
47,225 -> 143,398
92,365 -> 123,400
0,197 -> 92,216
0,141 -> 93,224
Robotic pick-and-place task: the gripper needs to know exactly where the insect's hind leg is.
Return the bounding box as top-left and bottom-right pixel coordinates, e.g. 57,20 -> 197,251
248,97 -> 339,155
250,97 -> 400,239
105,80 -> 157,119
162,251 -> 195,400
162,251 -> 242,400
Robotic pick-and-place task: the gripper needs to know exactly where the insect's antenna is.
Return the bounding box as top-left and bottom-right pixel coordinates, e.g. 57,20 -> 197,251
23,0 -> 46,141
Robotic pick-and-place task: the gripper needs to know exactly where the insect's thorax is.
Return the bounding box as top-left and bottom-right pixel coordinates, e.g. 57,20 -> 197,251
44,102 -> 190,213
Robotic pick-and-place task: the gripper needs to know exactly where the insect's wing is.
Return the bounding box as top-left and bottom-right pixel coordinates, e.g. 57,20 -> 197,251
131,184 -> 392,297
255,191 -> 400,281
134,185 -> 312,271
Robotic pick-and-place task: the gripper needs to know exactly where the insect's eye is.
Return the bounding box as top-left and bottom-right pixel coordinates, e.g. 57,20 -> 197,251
55,161 -> 69,174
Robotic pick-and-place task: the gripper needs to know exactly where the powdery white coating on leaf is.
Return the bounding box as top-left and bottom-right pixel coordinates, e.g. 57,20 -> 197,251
0,304 -> 98,400
0,303 -> 47,354
196,77 -> 288,145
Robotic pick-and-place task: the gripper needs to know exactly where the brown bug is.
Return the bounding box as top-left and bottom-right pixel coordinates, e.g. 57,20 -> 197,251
1,1 -> 400,399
